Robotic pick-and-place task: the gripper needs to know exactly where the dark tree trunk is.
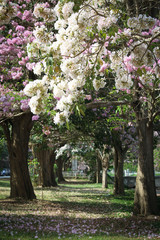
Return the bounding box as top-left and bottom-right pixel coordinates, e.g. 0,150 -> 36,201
32,146 -> 57,187
112,130 -> 126,195
133,119 -> 158,215
113,145 -> 125,195
56,157 -> 65,183
2,112 -> 36,200
96,158 -> 101,183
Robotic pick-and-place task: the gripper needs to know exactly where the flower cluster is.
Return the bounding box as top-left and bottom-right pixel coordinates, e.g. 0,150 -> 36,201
33,3 -> 57,22
0,84 -> 29,117
24,80 -> 48,114
33,25 -> 54,44
24,0 -> 160,124
0,0 -> 17,25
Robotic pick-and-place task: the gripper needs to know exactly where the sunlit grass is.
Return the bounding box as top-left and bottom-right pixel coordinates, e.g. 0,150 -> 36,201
0,179 -> 10,199
0,232 -> 148,240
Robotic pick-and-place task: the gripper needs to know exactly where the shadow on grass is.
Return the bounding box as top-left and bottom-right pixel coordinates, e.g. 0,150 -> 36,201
0,197 -> 133,216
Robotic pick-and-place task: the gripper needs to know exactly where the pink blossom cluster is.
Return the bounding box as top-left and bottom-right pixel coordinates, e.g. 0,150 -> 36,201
0,84 -> 30,117
0,19 -> 34,82
0,0 -> 40,118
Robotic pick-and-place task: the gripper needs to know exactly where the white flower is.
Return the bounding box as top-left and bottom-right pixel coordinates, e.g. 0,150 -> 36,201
54,19 -> 67,30
97,16 -> 118,30
62,2 -> 74,19
93,79 -> 106,91
115,70 -> 133,89
127,15 -> 156,30
139,74 -> 155,85
33,26 -> 53,44
54,111 -> 69,125
42,75 -> 51,85
54,2 -> 62,18
33,62 -> 43,75
33,3 -> 57,22
130,43 -> 154,67
60,38 -> 76,56
29,96 -> 44,114
60,58 -> 80,79
53,86 -> 64,99
24,80 -> 48,97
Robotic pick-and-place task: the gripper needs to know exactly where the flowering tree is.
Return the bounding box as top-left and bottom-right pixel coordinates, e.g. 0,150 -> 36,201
23,0 -> 160,214
0,0 -> 53,199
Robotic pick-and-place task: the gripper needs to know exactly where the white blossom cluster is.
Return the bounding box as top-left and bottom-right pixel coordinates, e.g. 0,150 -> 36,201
110,16 -> 160,89
0,0 -> 17,25
24,80 -> 48,114
33,25 -> 54,44
127,15 -> 156,31
24,1 -> 160,124
33,3 -> 57,22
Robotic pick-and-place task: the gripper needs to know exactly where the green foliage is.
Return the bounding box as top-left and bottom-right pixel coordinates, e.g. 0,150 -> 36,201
154,147 -> 160,171
123,162 -> 137,172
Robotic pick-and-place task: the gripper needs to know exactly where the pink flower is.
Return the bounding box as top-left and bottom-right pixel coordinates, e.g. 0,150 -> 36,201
43,130 -> 51,135
23,30 -> 32,37
26,62 -> 35,71
23,81 -> 28,86
100,63 -> 109,72
22,10 -> 33,21
32,115 -> 39,121
16,25 -> 25,32
0,37 -> 5,43
85,95 -> 92,100
17,52 -> 23,58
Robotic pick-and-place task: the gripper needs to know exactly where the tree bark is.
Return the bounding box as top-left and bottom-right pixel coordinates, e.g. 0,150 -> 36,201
113,145 -> 125,195
112,130 -> 126,196
96,158 -> 101,183
133,119 -> 158,215
102,167 -> 108,188
32,146 -> 57,187
2,112 -> 36,200
56,156 -> 65,183
96,147 -> 109,189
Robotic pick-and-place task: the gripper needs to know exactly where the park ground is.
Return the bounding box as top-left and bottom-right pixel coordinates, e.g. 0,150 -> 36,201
0,179 -> 160,240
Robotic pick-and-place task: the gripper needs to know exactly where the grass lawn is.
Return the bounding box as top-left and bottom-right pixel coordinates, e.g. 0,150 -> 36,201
0,179 -> 160,240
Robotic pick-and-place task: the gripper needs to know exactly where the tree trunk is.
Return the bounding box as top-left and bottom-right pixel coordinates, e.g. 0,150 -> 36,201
32,146 -> 57,187
56,157 -> 65,183
96,158 -> 101,183
113,145 -> 125,195
112,130 -> 126,196
2,112 -> 36,200
102,167 -> 108,188
96,147 -> 109,189
133,119 -> 158,215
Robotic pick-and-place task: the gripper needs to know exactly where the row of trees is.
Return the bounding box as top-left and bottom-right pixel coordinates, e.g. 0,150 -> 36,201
0,0 -> 160,216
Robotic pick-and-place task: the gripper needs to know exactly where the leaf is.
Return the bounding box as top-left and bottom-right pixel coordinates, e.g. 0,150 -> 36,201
80,108 -> 85,116
137,68 -> 143,76
66,121 -> 70,130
